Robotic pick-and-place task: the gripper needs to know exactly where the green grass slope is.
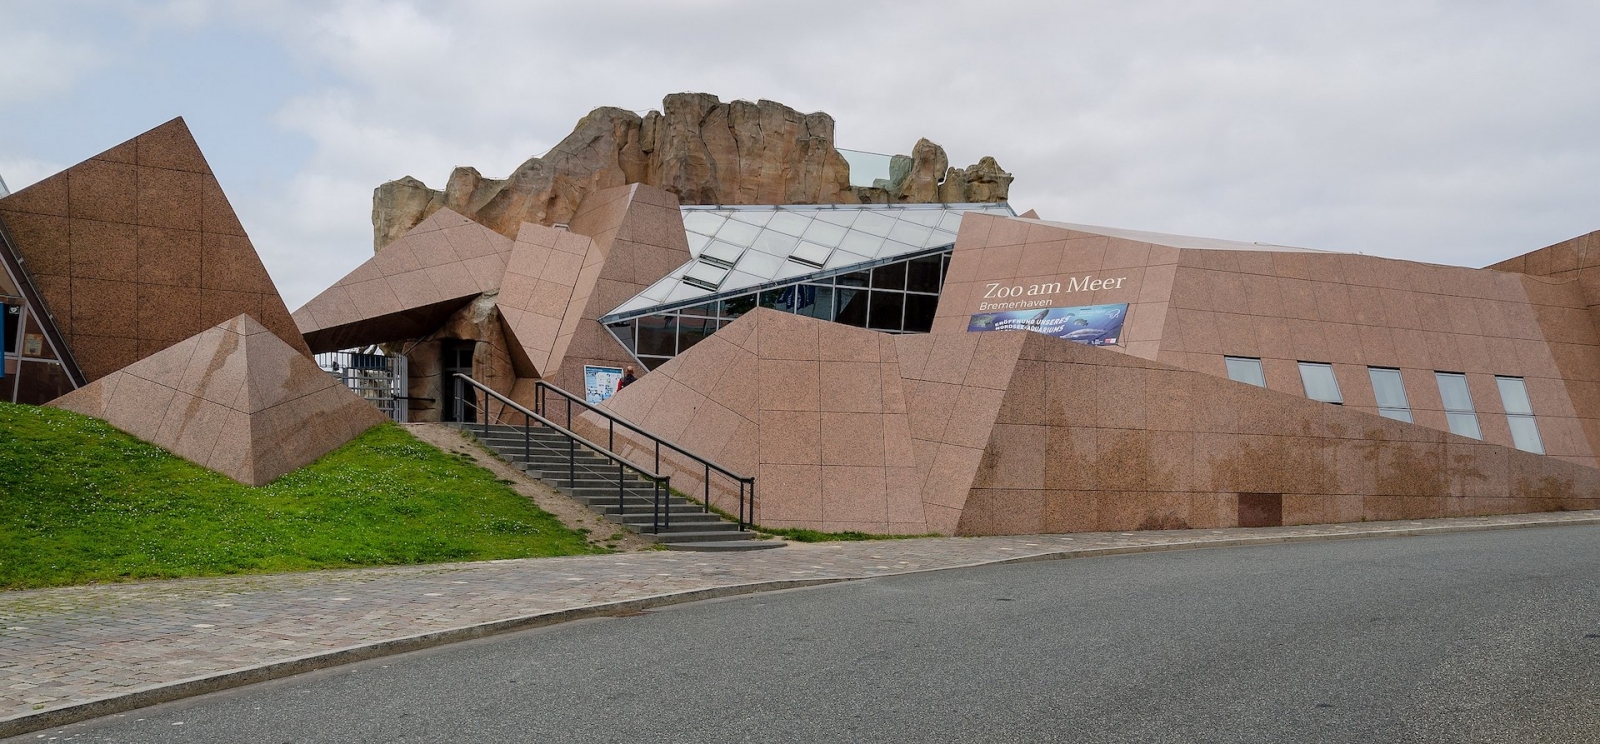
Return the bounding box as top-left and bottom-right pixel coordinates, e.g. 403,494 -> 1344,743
0,402 -> 604,589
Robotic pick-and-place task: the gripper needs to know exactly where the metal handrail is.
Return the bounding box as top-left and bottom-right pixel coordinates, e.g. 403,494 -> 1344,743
532,379 -> 756,530
453,374 -> 672,534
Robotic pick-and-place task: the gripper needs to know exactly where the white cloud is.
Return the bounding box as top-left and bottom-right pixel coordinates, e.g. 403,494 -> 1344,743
15,0 -> 1600,307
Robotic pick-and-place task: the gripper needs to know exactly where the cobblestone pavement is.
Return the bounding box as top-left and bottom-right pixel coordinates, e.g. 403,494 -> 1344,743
3,511 -> 1597,731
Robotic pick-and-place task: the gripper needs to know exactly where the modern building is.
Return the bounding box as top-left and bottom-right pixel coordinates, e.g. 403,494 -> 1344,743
5,111 -> 1599,532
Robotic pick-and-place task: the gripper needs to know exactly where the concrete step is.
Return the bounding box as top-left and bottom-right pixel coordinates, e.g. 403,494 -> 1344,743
612,514 -> 736,530
644,530 -> 758,544
662,540 -> 785,552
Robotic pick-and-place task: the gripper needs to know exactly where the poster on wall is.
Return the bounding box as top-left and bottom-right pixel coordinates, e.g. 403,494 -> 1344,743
584,365 -> 625,405
966,303 -> 1128,346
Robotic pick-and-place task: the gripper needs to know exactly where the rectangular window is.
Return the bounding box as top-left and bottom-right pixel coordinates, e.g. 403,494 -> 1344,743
1298,362 -> 1343,404
1495,376 -> 1544,454
1435,372 -> 1481,439
1367,367 -> 1413,422
1225,356 -> 1266,387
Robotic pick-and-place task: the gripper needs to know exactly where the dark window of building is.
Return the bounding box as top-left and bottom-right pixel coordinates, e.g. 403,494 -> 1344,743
677,316 -> 716,353
904,294 -> 938,333
868,291 -> 904,331
1495,376 -> 1543,453
1368,367 -> 1412,422
837,270 -> 870,288
720,293 -> 757,320
906,255 -> 943,293
2,304 -> 18,356
607,321 -> 634,352
1435,372 -> 1481,439
759,288 -> 793,312
796,285 -> 833,320
636,315 -> 677,357
1224,356 -> 1266,387
871,262 -> 906,291
835,288 -> 868,327
1298,362 -> 1342,404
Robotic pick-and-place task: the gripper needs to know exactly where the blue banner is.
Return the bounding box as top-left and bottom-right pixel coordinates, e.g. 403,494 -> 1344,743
966,303 -> 1128,346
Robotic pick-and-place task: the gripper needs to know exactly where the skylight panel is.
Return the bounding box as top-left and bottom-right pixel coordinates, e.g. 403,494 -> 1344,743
684,261 -> 730,290
766,210 -> 812,237
700,240 -> 743,268
852,210 -> 896,237
800,220 -> 848,248
789,241 -> 832,268
887,220 -> 933,248
715,219 -> 762,247
751,230 -> 800,256
683,211 -> 726,236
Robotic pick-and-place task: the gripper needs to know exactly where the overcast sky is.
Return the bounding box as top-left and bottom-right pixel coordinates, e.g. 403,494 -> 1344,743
4,0 -> 1599,308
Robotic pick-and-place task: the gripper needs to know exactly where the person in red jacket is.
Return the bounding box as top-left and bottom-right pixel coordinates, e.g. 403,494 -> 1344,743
615,365 -> 637,392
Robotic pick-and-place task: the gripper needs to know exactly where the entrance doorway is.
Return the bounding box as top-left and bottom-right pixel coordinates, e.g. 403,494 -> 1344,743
440,340 -> 476,422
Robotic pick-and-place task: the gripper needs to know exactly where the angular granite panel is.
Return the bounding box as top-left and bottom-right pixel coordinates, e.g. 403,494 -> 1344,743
0,118 -> 310,382
50,314 -> 386,485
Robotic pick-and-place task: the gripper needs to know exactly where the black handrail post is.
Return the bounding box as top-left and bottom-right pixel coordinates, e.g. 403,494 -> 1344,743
703,463 -> 710,514
617,458 -> 625,517
654,440 -> 660,474
479,388 -> 488,438
608,419 -> 614,452
663,476 -> 671,532
568,434 -> 576,499
452,376 -> 460,423
566,396 -> 572,429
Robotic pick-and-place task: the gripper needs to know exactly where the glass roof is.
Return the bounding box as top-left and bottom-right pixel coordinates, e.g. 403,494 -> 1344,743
608,202 -> 1013,317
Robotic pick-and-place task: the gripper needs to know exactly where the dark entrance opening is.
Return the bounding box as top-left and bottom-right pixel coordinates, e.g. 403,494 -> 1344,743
1237,493 -> 1283,528
440,340 -> 476,422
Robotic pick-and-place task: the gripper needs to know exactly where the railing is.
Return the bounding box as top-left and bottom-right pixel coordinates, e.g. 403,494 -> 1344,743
453,374 -> 672,534
533,380 -> 755,531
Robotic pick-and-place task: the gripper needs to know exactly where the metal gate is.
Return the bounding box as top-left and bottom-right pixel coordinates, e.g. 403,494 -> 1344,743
317,348 -> 408,422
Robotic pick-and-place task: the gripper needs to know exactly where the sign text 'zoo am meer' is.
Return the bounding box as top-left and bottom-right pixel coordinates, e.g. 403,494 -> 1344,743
978,274 -> 1128,311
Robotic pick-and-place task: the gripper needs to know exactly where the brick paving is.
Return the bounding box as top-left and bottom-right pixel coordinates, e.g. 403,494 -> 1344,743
3,511 -> 1597,728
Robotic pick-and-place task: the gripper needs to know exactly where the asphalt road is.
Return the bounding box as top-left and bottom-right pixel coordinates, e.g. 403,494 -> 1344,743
18,526 -> 1600,743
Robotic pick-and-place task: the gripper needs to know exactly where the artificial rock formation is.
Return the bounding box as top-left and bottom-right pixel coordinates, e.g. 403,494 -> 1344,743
372,93 -> 1013,250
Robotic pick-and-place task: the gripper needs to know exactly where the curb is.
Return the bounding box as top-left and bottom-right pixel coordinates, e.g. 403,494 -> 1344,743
4,514 -> 1597,739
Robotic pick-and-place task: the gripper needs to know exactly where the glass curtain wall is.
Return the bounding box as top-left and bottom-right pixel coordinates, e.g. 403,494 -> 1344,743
0,259 -> 74,404
607,250 -> 950,370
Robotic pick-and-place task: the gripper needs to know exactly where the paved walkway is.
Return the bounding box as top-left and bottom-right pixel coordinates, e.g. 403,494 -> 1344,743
4,511 -> 1598,737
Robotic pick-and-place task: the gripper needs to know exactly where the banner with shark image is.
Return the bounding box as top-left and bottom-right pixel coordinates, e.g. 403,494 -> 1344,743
966,303 -> 1128,346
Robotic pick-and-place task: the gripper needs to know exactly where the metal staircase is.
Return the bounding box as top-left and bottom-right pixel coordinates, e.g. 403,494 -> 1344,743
451,375 -> 778,552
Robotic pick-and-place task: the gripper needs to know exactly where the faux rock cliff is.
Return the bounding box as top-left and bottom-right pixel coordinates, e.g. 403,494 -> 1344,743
373,93 -> 1013,250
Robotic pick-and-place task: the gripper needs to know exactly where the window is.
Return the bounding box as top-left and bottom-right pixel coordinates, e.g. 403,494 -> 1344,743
1435,372 -> 1481,439
1495,376 -> 1543,454
1225,356 -> 1266,387
1367,367 -> 1412,422
1298,362 -> 1342,404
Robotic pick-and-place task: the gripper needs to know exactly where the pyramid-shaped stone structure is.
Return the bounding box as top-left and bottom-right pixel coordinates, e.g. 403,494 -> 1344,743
50,314 -> 387,485
0,117 -> 311,381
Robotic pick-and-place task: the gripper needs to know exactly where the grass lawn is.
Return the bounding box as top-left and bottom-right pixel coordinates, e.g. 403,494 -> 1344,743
0,402 -> 605,590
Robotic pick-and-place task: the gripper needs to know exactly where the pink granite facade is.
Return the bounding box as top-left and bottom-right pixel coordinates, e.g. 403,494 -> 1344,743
938,214 -> 1600,470
596,308 -> 1600,535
